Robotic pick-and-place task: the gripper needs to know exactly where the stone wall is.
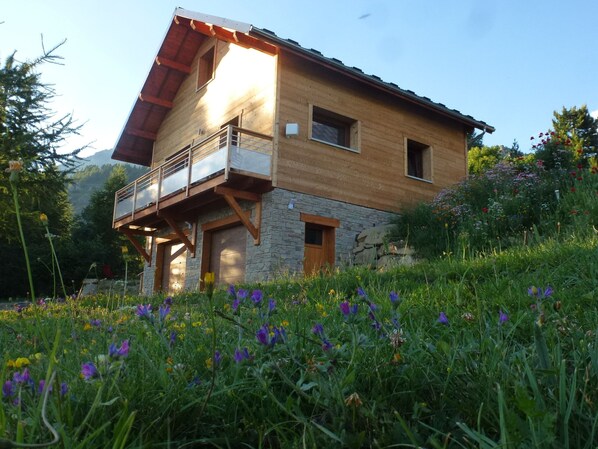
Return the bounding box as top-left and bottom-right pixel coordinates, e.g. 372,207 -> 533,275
352,225 -> 416,270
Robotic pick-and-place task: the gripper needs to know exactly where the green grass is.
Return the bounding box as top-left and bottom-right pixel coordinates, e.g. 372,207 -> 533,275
1,234 -> 597,448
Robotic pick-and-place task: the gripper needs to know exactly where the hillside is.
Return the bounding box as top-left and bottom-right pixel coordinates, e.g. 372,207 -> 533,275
67,151 -> 148,214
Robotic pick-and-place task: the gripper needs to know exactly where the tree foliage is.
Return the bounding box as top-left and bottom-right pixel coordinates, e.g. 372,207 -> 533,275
533,105 -> 598,170
0,42 -> 85,297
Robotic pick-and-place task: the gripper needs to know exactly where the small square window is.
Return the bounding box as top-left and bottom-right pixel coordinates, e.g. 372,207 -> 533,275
197,45 -> 215,89
406,139 -> 432,181
310,106 -> 359,151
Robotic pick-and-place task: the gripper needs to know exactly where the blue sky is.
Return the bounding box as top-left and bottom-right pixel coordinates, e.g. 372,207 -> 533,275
2,0 -> 597,157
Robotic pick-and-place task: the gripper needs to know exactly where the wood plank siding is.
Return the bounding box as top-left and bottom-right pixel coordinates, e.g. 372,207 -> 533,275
274,52 -> 468,212
152,38 -> 277,167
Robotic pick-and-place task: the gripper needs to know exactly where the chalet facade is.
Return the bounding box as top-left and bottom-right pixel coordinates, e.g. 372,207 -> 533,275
111,9 -> 494,294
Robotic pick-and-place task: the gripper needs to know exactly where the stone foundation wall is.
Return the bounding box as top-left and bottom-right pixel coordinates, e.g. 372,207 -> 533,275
140,188 -> 395,294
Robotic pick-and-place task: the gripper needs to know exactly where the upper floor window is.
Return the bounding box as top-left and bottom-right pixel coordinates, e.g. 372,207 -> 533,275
197,44 -> 216,90
310,106 -> 359,152
406,138 -> 432,181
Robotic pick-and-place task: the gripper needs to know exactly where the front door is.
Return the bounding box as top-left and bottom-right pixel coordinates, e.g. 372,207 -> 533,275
303,223 -> 335,275
210,225 -> 247,285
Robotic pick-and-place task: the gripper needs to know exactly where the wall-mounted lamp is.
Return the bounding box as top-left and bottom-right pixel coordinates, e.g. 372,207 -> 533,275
285,123 -> 299,138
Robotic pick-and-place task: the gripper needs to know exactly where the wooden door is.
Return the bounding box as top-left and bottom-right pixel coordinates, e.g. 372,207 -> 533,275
303,223 -> 335,275
210,225 -> 247,285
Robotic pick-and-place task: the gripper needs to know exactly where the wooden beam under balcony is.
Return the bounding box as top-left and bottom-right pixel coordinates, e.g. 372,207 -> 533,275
138,93 -> 174,109
125,128 -> 157,141
155,56 -> 192,74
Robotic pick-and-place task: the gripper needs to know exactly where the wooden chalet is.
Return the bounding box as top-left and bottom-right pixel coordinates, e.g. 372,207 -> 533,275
111,8 -> 494,293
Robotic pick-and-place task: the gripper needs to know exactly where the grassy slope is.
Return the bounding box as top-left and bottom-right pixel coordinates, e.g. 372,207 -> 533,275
1,235 -> 597,448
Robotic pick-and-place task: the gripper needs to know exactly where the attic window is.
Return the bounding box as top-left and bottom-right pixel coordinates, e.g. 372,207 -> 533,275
406,139 -> 432,181
310,106 -> 359,152
197,45 -> 216,90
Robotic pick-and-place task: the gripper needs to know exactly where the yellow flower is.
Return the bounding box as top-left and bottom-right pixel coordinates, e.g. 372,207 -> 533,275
223,303 -> 231,312
14,357 -> 30,368
205,358 -> 213,369
83,323 -> 92,331
39,213 -> 48,225
281,320 -> 289,327
392,353 -> 402,364
328,289 -> 335,296
191,321 -> 202,328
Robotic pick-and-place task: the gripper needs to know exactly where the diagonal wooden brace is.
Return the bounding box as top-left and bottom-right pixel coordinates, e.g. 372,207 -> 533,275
162,214 -> 196,257
121,228 -> 151,264
214,186 -> 262,245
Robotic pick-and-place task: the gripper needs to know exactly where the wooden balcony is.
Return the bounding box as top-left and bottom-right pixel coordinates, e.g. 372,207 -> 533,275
112,125 -> 273,232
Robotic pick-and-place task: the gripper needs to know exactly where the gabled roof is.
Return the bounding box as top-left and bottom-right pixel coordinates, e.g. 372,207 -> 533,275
112,8 -> 494,166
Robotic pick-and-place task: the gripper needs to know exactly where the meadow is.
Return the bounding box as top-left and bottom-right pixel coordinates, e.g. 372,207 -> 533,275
2,156 -> 598,448
1,231 -> 597,448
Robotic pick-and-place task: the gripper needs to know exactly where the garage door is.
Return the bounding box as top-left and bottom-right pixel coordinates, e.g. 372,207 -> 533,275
210,225 -> 247,285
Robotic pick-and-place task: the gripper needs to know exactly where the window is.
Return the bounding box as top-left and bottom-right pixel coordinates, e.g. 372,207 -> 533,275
197,45 -> 215,89
406,139 -> 432,181
310,106 -> 359,151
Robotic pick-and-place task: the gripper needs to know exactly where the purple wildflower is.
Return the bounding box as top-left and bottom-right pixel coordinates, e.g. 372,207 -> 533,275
351,303 -> 358,315
251,290 -> 263,305
158,305 -> 170,321
109,339 -> 130,359
311,323 -> 325,337
90,319 -> 101,327
60,382 -> 68,397
271,326 -> 287,345
268,298 -> 276,313
237,289 -> 248,300
368,302 -> 378,312
227,285 -> 236,297
234,347 -> 251,363
214,350 -> 222,366
499,310 -> 509,324
321,339 -> 333,351
256,325 -> 269,346
169,331 -> 177,347
2,380 -> 15,398
81,362 -> 98,380
13,369 -> 31,385
528,286 -> 553,298
163,296 -> 173,306
340,301 -> 350,316
38,379 -> 53,395
107,325 -> 114,333
389,291 -> 400,307
357,287 -> 367,298
136,304 -> 152,319
437,312 -> 449,325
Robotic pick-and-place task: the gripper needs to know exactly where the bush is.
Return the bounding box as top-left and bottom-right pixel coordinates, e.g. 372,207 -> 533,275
392,160 -> 598,258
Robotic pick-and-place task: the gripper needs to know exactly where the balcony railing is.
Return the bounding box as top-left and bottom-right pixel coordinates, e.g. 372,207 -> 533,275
113,125 -> 272,223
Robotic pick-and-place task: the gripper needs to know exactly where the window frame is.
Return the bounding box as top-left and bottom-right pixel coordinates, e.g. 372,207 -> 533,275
196,43 -> 217,91
309,105 -> 360,153
405,138 -> 433,183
